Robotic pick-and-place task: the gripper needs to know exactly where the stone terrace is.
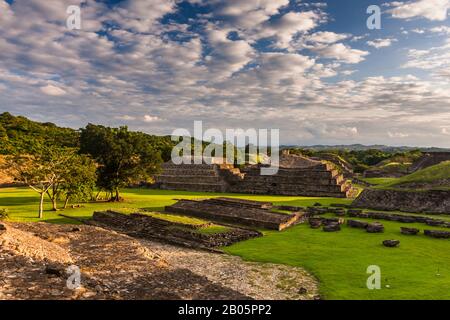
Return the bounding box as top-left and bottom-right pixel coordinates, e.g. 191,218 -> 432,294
156,154 -> 351,198
156,162 -> 231,193
165,198 -> 303,231
230,163 -> 350,198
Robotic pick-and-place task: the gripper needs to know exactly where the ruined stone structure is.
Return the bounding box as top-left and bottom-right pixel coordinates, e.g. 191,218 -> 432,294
352,189 -> 450,214
165,198 -> 303,230
409,152 -> 450,173
92,210 -> 261,249
156,153 -> 351,198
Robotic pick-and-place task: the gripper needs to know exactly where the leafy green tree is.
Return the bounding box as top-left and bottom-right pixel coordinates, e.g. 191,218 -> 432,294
3,146 -> 72,218
60,154 -> 97,209
80,124 -> 162,201
45,149 -> 97,210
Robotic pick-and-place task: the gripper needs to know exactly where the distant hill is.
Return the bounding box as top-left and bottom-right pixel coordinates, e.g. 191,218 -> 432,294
0,112 -> 79,154
0,112 -> 174,160
282,144 -> 450,153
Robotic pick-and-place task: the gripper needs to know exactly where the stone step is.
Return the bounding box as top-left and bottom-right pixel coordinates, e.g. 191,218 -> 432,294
156,175 -> 224,183
205,197 -> 273,209
159,182 -> 227,192
158,169 -> 219,176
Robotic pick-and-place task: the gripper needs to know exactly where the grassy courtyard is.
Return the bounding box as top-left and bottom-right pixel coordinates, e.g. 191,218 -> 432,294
1,187 -> 449,300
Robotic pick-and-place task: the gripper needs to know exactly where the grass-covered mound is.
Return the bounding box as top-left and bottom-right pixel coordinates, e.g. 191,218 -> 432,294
375,161 -> 450,191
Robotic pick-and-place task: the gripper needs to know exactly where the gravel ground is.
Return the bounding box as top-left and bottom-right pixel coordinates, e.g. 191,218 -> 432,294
0,222 -> 318,300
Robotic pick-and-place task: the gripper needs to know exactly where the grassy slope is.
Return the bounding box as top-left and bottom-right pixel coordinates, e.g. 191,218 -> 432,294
1,187 -> 449,300
359,177 -> 399,185
375,161 -> 450,190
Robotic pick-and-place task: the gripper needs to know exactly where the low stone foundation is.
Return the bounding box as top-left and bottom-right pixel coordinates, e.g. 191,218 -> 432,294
165,198 -> 303,231
92,210 -> 261,249
352,189 -> 450,214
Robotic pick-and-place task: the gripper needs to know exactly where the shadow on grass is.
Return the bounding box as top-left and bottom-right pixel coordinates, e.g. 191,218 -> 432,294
0,196 -> 41,206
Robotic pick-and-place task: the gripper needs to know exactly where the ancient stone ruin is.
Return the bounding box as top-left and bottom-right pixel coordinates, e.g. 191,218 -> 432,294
383,240 -> 400,247
156,153 -> 352,198
352,189 -> 450,214
165,197 -> 303,231
400,227 -> 419,235
424,230 -> 450,239
92,210 -> 261,249
409,152 -> 450,173
366,222 -> 384,233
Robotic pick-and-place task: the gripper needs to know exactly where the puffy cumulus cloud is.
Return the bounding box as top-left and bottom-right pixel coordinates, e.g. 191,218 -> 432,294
389,0 -> 450,21
257,11 -> 323,48
305,31 -> 349,44
312,43 -> 369,63
108,0 -> 176,33
40,84 -> 66,96
204,27 -> 254,79
213,0 -> 289,29
367,38 -> 398,49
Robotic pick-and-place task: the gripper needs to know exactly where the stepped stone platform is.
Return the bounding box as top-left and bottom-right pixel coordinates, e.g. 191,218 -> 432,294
156,153 -> 351,198
165,198 -> 303,231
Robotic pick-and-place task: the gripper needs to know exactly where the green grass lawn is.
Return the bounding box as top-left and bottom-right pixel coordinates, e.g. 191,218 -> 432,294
375,161 -> 450,190
1,187 -> 449,300
0,187 -> 351,223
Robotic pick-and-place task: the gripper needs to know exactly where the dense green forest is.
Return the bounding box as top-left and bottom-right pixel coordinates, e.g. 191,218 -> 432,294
0,112 -> 174,160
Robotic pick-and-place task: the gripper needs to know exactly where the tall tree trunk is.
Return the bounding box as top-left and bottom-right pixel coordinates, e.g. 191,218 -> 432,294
39,192 -> 44,219
46,187 -> 57,211
51,197 -> 57,211
113,189 -> 120,202
63,196 -> 70,209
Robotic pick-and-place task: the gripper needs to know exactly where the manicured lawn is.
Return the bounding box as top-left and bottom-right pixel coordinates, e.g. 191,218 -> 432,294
1,187 -> 449,300
224,215 -> 450,300
0,187 -> 351,223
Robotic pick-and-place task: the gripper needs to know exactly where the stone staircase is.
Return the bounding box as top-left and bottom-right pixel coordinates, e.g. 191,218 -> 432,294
156,160 -> 351,198
228,163 -> 351,198
156,162 -> 229,193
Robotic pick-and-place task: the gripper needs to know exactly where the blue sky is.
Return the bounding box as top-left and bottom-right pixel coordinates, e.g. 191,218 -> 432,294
0,0 -> 449,147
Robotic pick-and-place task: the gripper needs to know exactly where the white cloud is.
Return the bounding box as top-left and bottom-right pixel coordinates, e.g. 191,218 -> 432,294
388,131 -> 410,138
40,84 -> 66,96
257,11 -> 323,48
367,38 -> 398,49
389,0 -> 450,21
144,115 -> 161,122
312,43 -> 369,63
305,31 -> 349,44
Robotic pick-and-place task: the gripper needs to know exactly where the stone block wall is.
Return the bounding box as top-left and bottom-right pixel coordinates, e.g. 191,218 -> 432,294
155,160 -> 351,198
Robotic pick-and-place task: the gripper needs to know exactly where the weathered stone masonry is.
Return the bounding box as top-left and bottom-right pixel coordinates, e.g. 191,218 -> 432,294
156,154 -> 351,198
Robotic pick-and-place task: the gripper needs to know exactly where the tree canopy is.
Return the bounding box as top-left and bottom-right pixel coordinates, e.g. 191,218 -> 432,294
80,124 -> 163,201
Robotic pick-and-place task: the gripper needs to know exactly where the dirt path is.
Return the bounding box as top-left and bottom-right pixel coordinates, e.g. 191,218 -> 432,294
0,222 -> 318,300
